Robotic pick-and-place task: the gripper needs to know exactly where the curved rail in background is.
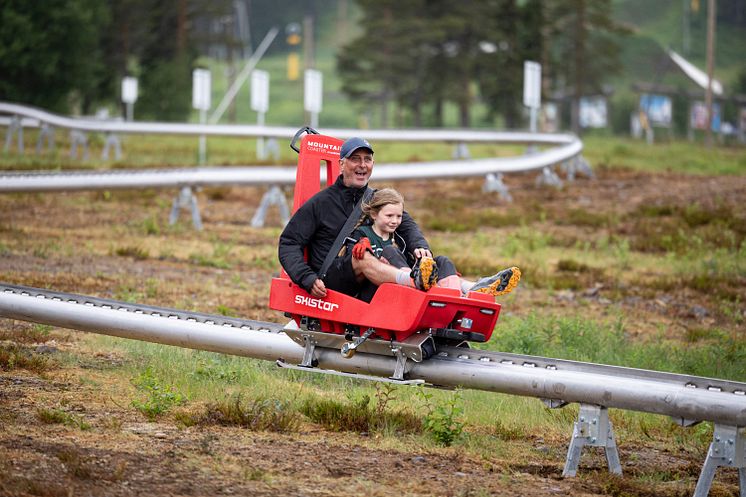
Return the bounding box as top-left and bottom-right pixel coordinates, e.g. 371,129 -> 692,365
0,283 -> 744,496
0,139 -> 582,192
0,101 -> 588,227
0,101 -> 578,144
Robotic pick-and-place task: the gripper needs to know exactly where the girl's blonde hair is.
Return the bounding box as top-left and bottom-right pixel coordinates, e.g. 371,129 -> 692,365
362,188 -> 404,218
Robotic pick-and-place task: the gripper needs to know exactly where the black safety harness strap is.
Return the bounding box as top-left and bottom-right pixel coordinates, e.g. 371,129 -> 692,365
318,186 -> 373,280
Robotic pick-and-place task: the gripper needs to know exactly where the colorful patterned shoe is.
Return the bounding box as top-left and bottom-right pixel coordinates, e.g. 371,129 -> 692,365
410,256 -> 438,291
469,267 -> 521,296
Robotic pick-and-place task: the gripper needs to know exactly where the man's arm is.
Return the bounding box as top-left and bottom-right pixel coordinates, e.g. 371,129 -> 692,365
278,202 -> 321,293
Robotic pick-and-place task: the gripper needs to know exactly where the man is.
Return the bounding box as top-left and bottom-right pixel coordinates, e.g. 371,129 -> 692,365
279,137 -> 435,299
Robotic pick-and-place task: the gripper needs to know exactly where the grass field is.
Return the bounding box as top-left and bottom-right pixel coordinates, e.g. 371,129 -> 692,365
0,133 -> 745,495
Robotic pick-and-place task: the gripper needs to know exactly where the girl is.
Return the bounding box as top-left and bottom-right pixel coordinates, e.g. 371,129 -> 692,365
349,188 -> 521,298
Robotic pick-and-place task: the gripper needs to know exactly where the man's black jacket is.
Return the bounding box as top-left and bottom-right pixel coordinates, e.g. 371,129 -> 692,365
278,175 -> 429,293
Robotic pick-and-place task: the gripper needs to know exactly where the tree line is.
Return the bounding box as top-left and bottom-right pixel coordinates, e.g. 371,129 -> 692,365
2,1 -> 742,130
337,0 -> 628,131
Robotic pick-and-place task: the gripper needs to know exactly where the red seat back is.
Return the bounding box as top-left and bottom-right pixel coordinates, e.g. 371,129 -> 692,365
292,134 -> 343,213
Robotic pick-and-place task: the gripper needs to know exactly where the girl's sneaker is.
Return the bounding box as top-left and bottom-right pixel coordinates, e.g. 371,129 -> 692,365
410,257 -> 438,291
469,267 -> 521,296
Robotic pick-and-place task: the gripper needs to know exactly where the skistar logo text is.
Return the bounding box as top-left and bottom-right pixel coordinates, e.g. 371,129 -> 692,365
295,295 -> 339,312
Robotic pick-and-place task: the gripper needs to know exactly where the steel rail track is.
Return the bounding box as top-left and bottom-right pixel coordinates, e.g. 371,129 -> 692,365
2,282 -> 741,396
1,282 -> 743,420
1,282 -> 744,495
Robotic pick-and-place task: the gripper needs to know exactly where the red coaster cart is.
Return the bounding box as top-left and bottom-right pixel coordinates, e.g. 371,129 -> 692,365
269,128 -> 502,381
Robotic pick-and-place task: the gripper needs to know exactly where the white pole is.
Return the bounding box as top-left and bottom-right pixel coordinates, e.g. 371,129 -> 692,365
199,109 -> 207,165
529,107 -> 538,134
257,112 -> 266,160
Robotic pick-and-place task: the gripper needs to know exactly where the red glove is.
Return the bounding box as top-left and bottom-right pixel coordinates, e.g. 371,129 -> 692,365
352,237 -> 372,259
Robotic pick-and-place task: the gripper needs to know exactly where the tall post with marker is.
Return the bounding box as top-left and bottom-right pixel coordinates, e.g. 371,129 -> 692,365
523,61 -> 542,157
304,69 -> 322,128
523,61 -> 541,134
192,68 -> 211,165
121,77 -> 138,122
251,69 -> 270,160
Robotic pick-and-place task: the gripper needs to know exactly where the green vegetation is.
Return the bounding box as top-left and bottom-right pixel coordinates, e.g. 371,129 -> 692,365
37,407 -> 91,430
178,394 -> 300,433
0,344 -> 54,373
417,388 -> 466,447
486,313 -> 745,382
114,245 -> 150,260
130,367 -> 187,420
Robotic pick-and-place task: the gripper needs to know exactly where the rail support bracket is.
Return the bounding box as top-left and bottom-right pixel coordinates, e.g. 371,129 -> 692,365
102,132 -> 122,161
536,166 -> 563,189
299,334 -> 317,368
561,155 -> 594,181
390,346 -> 408,381
4,115 -> 24,153
169,186 -> 203,230
693,424 -> 745,497
562,404 -> 622,477
452,142 -> 471,159
69,130 -> 89,160
36,123 -> 55,154
483,173 -> 512,202
251,185 -> 290,227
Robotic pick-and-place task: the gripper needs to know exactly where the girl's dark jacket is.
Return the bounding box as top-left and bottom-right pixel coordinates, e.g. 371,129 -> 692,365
278,175 -> 429,293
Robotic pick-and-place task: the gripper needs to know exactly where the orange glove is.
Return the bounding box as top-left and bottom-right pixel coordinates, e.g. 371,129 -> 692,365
352,237 -> 372,259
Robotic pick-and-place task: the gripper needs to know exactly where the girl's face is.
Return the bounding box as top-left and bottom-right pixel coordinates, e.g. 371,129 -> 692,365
372,203 -> 403,235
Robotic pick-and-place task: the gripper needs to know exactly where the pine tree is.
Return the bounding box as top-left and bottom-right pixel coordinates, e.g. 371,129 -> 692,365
547,0 -> 628,133
0,0 -> 110,113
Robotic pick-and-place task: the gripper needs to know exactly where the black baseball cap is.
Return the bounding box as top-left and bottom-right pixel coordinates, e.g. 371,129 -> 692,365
340,137 -> 374,159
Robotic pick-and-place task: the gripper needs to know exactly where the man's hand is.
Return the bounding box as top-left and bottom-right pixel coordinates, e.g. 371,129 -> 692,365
310,279 -> 327,298
352,237 -> 372,259
413,247 -> 432,259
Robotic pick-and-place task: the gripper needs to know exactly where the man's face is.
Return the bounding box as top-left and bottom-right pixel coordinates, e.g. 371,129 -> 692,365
340,149 -> 374,188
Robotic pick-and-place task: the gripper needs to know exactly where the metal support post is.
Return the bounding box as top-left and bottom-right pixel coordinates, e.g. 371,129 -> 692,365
69,130 -> 89,160
264,138 -> 280,162
169,186 -> 203,230
250,186 -> 290,227
561,156 -> 593,182
198,109 -> 207,165
452,142 -> 471,159
693,425 -> 745,497
482,173 -> 513,202
561,160 -> 577,182
576,156 -> 594,178
390,347 -> 408,381
101,133 -> 122,161
265,138 -> 280,161
36,124 -> 55,154
4,115 -> 23,153
299,334 -> 317,368
256,112 -> 266,160
535,166 -> 563,189
562,404 -> 622,477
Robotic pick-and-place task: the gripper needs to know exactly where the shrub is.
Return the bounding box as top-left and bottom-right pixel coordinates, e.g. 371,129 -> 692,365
417,388 -> 465,447
131,368 -> 186,420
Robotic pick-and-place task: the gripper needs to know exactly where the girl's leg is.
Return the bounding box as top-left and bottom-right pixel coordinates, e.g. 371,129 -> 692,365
380,246 -> 409,269
434,256 -> 461,290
